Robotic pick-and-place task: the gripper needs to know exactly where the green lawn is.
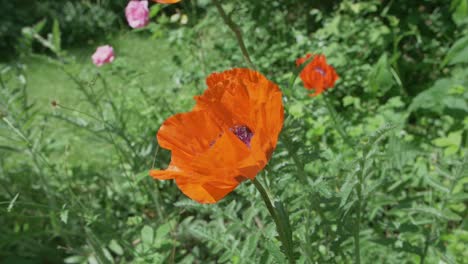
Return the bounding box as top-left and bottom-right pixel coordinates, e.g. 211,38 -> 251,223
24,32 -> 178,111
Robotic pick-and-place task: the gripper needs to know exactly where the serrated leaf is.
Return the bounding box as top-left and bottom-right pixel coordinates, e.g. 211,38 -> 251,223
425,175 -> 450,193
265,240 -> 287,264
408,206 -> 462,221
218,250 -> 233,263
241,233 -> 259,257
339,173 -> 357,208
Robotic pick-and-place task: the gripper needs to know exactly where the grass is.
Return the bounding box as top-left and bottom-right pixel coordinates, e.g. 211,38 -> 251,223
23,32 -> 178,111
14,32 -> 196,166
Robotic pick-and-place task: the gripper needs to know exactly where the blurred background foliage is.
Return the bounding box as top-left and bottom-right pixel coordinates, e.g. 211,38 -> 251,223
0,0 -> 467,263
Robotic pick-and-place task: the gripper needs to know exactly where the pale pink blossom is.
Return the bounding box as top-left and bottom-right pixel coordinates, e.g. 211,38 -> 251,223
125,0 -> 150,29
91,45 -> 115,67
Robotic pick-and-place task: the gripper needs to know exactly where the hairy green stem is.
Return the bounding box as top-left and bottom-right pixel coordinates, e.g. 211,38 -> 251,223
211,0 -> 256,69
252,178 -> 295,264
355,155 -> 365,264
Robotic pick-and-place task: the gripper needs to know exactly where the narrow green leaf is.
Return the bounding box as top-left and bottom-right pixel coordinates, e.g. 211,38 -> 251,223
443,35 -> 468,66
408,206 -> 462,221
7,193 -> 19,213
340,173 -> 357,208
33,19 -> 47,33
52,18 -> 61,52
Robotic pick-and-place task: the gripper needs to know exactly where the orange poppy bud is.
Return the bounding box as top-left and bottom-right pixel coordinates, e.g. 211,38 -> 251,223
296,54 -> 339,96
150,69 -> 284,203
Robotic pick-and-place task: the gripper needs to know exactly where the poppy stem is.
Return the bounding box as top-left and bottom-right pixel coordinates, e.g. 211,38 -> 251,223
252,178 -> 296,263
354,152 -> 365,264
322,94 -> 355,148
211,0 -> 257,70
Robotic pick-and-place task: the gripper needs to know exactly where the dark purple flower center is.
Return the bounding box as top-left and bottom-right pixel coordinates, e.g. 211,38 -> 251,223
230,125 -> 254,148
314,66 -> 326,76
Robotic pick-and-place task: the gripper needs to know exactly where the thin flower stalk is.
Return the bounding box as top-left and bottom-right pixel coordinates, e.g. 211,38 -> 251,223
252,178 -> 295,264
211,0 -> 256,69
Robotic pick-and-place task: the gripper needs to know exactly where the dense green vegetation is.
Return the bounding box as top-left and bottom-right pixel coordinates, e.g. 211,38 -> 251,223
1,0 -> 467,263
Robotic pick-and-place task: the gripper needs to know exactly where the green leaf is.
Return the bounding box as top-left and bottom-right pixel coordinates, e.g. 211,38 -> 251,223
150,5 -> 162,18
7,193 -> 19,213
451,0 -> 468,25
108,240 -> 124,256
33,19 -> 47,34
141,225 -> 154,245
264,239 -> 287,264
367,53 -> 394,95
443,35 -> 468,66
425,176 -> 450,193
155,220 -> 173,240
433,131 -> 462,156
64,255 -> 87,264
340,173 -> 357,208
60,209 -> 69,224
52,19 -> 61,52
409,78 -> 463,114
408,206 -> 462,221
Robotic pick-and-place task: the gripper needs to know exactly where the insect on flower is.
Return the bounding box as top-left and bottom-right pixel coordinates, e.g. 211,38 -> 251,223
296,54 -> 339,96
150,68 -> 284,203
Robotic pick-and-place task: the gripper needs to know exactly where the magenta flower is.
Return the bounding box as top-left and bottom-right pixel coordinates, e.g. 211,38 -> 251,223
91,45 -> 115,67
125,0 -> 150,29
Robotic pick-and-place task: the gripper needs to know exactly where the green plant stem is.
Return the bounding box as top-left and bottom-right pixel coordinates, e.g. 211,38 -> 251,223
252,178 -> 295,264
354,150 -> 367,264
322,95 -> 354,148
211,0 -> 256,69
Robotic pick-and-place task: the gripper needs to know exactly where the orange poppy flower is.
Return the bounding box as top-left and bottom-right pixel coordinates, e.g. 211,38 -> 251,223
296,54 -> 339,96
154,0 -> 181,3
150,68 -> 284,204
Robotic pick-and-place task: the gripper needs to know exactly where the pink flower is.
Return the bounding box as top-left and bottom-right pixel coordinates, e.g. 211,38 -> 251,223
91,45 -> 115,67
125,0 -> 150,29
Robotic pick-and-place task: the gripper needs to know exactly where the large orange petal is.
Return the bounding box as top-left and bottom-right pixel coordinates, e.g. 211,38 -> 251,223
195,70 -> 253,129
149,162 -> 184,180
175,178 -> 238,204
189,128 -> 259,178
157,110 -> 221,160
198,69 -> 283,173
